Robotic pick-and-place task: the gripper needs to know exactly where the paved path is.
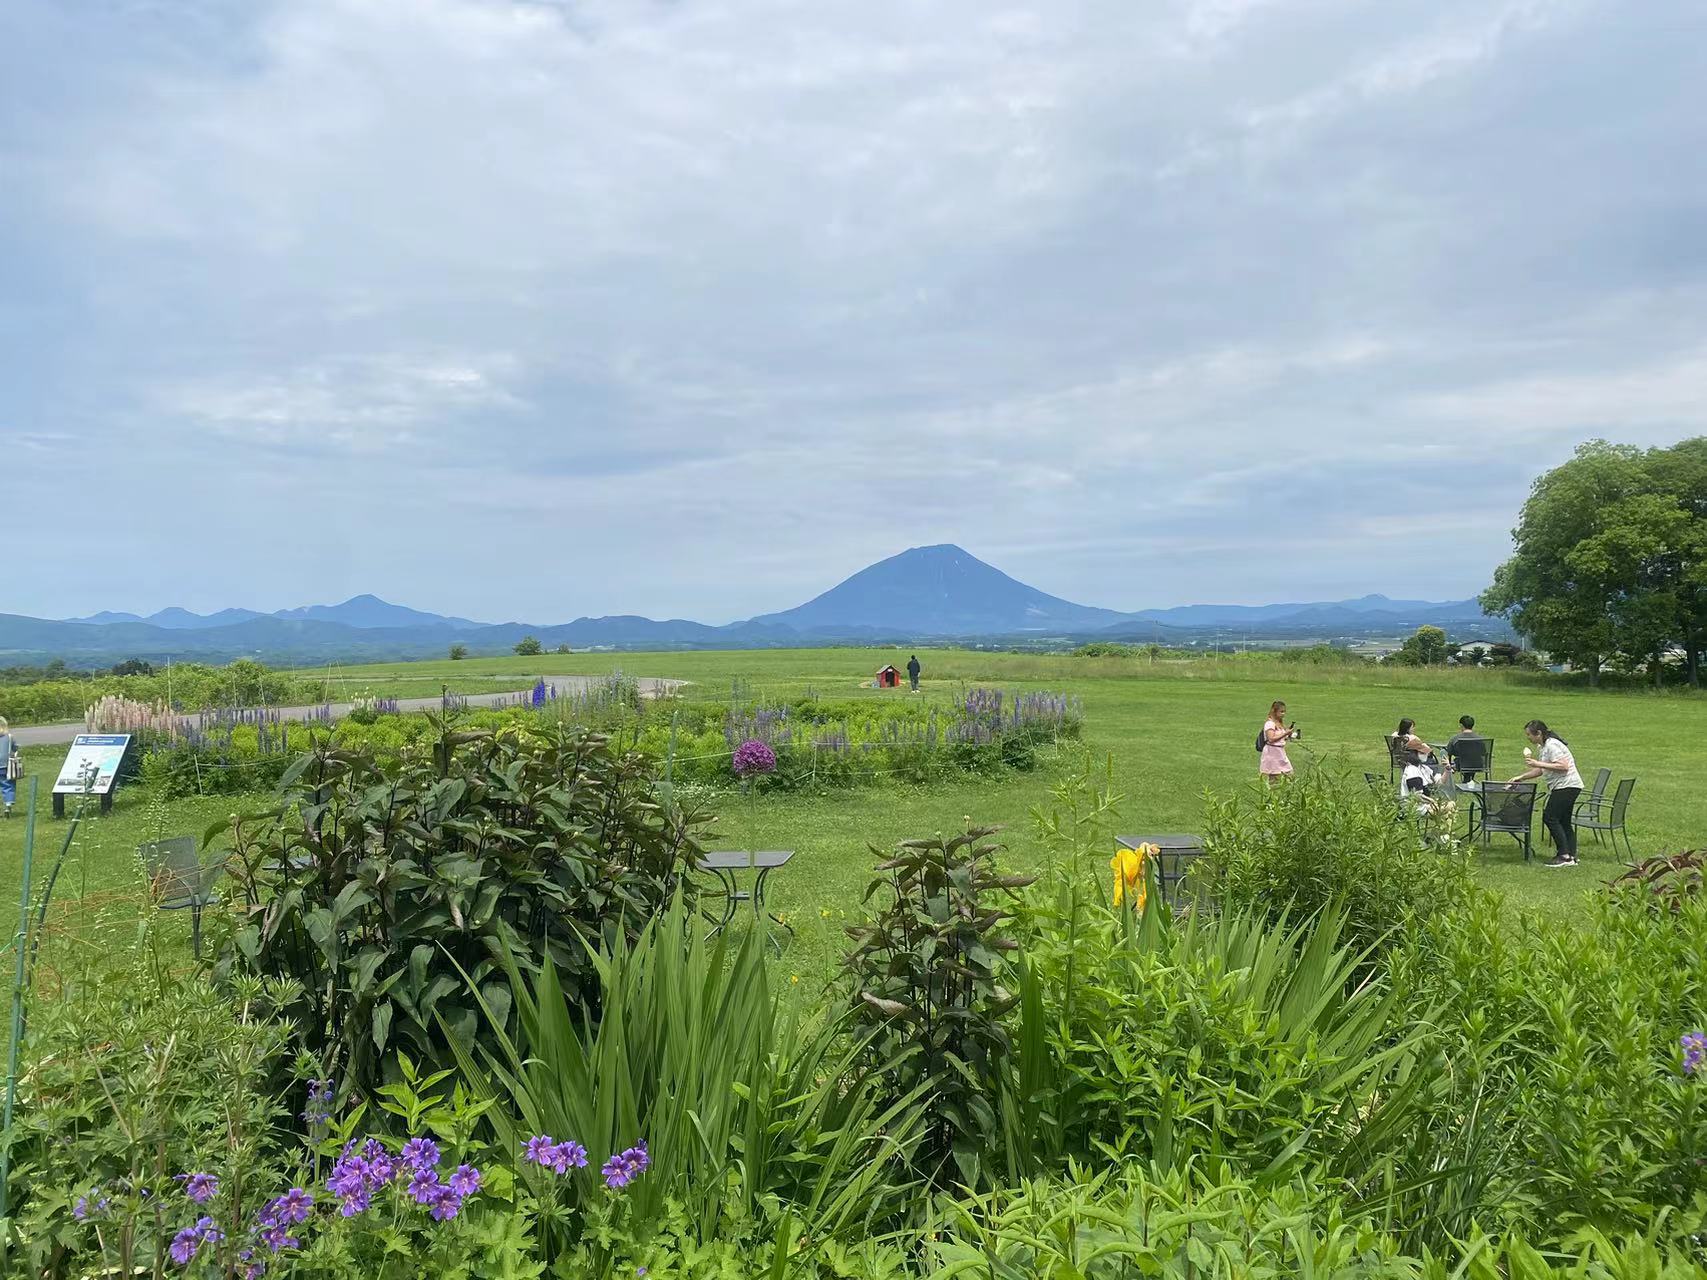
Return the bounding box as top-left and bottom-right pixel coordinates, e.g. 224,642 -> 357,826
9,676 -> 684,747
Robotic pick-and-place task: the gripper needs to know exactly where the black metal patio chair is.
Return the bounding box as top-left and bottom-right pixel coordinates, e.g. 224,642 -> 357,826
1448,736 -> 1494,783
1575,777 -> 1636,863
1383,734 -> 1407,783
1477,781 -> 1539,861
1573,768 -> 1612,831
139,837 -> 229,958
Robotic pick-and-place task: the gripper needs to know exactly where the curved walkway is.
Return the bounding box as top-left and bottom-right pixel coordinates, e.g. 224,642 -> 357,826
10,675 -> 684,747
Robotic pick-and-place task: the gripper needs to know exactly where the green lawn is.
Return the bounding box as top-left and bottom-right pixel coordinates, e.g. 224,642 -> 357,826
3,648 -> 1699,987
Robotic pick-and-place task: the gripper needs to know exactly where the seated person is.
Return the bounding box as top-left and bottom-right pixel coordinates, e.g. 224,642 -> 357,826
1445,715 -> 1487,781
1391,718 -> 1453,802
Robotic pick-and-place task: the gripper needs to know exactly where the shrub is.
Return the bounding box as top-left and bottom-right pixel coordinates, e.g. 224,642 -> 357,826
1385,889 -> 1707,1243
514,636 -> 543,656
4,961 -> 295,1276
212,716 -> 709,1100
844,826 -> 1033,1188
1200,770 -> 1473,956
449,901 -> 924,1254
449,644 -> 469,661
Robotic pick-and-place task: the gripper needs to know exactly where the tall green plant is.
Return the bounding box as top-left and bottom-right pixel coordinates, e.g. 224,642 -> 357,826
447,900 -> 926,1254
212,715 -> 708,1100
845,827 -> 1034,1188
1200,770 -> 1472,957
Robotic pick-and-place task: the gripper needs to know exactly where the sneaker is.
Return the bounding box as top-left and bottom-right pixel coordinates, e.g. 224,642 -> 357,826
1542,854 -> 1578,869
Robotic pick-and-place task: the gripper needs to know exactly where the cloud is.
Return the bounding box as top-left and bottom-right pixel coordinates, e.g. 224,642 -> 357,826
2,0 -> 1704,619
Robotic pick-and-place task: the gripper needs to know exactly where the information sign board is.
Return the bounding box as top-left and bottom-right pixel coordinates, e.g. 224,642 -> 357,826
52,734 -> 132,795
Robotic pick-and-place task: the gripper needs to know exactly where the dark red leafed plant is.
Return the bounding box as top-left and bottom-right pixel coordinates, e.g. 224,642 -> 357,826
1610,849 -> 1704,912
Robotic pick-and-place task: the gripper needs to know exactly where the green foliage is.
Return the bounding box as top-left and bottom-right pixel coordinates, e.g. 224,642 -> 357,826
514,636 -> 544,656
449,644 -> 470,661
844,827 -> 1034,1189
212,716 -> 708,1098
1277,643 -> 1370,666
1386,625 -> 1451,667
1200,771 -> 1473,957
918,1166 -> 1706,1279
0,658 -> 330,726
1386,889 -> 1707,1241
3,962 -> 295,1276
449,901 -> 924,1252
1483,436 -> 1707,687
1071,642 -> 1139,657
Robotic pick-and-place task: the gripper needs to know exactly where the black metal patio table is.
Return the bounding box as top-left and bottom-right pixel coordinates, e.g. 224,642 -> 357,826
1114,834 -> 1205,907
698,850 -> 795,945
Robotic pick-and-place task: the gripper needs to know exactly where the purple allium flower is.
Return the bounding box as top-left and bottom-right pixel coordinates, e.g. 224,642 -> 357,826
267,1187 -> 313,1225
400,1137 -> 440,1171
407,1168 -> 442,1206
447,1164 -> 481,1197
600,1143 -> 650,1190
180,1173 -> 219,1205
1684,1032 -> 1707,1077
732,739 -> 777,778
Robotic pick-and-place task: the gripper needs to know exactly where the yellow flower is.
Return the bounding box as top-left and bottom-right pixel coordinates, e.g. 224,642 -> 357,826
1110,843 -> 1154,913
790,974 -> 800,984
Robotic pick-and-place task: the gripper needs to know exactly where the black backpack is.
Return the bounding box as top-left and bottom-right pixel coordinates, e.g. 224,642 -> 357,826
1256,724 -> 1269,753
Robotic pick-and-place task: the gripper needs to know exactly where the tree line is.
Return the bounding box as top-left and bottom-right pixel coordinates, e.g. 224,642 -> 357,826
1482,437 -> 1707,688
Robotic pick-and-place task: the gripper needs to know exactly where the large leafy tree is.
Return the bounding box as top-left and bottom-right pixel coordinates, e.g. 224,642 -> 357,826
1482,438 -> 1707,686
1481,442 -> 1643,686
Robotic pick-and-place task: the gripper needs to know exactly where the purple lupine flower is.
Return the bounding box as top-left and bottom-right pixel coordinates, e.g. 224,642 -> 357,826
447,1164 -> 481,1197
267,1187 -> 314,1225
1684,1032 -> 1707,1077
600,1143 -> 649,1190
407,1167 -> 442,1205
180,1173 -> 219,1205
400,1137 -> 440,1171
732,739 -> 776,778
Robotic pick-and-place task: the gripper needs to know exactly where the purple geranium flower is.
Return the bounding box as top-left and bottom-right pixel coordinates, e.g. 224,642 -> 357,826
407,1167 -> 442,1206
600,1143 -> 650,1190
400,1137 -> 440,1171
448,1164 -> 481,1197
524,1135 -> 556,1167
169,1226 -> 201,1266
732,739 -> 777,778
180,1173 -> 219,1205
266,1187 -> 314,1226
429,1184 -> 464,1221
550,1140 -> 588,1173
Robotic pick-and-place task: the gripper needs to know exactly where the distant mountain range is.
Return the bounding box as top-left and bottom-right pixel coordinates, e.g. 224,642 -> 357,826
4,545 -> 1509,666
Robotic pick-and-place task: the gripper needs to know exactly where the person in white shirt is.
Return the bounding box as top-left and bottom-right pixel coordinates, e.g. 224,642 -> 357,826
1508,719 -> 1584,868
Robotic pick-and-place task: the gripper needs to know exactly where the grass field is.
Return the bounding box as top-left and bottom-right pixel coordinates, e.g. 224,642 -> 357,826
3,648 -> 1699,988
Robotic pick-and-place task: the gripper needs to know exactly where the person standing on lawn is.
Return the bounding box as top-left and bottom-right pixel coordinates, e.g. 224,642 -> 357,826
1508,719 -> 1583,868
1258,699 -> 1297,785
906,654 -> 921,692
0,717 -> 19,817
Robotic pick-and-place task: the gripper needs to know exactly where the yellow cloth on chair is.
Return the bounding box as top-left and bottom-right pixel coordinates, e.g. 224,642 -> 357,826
1111,843 -> 1156,912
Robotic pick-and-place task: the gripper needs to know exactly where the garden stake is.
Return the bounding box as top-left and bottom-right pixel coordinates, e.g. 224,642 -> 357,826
0,776 -> 41,1227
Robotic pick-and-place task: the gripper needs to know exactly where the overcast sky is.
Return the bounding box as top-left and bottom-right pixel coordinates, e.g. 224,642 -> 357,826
3,0 -> 1704,624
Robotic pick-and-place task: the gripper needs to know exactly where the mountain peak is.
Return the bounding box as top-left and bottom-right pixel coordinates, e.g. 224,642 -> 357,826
751,544 -> 1125,636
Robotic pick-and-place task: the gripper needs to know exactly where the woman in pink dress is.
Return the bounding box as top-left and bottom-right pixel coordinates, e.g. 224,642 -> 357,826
1259,700 -> 1297,784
